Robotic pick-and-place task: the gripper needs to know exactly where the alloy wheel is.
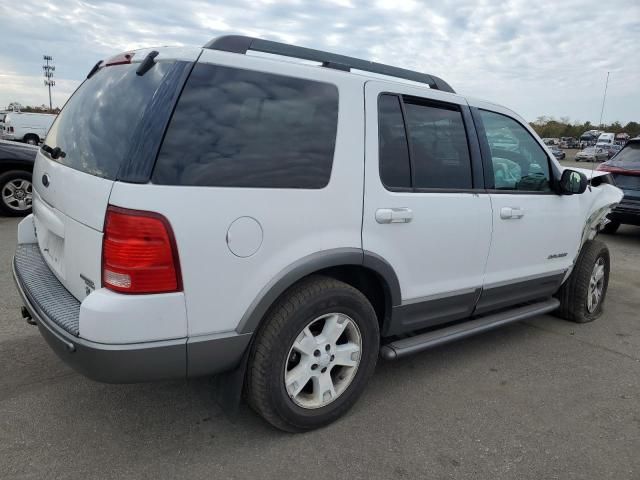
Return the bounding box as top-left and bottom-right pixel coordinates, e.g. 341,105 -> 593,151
284,313 -> 362,409
1,178 -> 33,212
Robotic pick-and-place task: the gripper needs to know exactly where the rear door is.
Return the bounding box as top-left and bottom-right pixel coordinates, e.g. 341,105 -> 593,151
32,48 -> 199,300
470,103 -> 583,314
362,81 -> 492,335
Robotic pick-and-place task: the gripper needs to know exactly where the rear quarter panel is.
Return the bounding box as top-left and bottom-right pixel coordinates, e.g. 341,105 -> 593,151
109,53 -> 366,337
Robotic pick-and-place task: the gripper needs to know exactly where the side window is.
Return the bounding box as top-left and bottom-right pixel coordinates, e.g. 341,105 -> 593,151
378,94 -> 411,189
479,110 -> 551,192
153,63 -> 339,188
403,100 -> 473,189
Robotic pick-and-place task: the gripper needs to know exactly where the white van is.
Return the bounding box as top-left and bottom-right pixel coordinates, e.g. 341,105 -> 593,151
0,112 -> 57,145
596,132 -> 615,146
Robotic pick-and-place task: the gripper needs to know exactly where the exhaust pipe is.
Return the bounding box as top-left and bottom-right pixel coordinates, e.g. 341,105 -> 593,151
21,306 -> 37,326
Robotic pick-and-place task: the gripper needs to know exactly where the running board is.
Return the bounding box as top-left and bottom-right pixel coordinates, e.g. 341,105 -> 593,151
380,298 -> 560,360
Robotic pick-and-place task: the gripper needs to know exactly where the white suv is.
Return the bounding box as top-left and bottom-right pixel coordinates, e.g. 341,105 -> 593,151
13,36 -> 623,432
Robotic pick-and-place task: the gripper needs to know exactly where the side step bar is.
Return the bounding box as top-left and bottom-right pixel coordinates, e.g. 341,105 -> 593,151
380,298 -> 560,360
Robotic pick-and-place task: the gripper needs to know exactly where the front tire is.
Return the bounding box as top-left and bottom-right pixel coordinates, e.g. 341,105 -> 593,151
23,134 -> 39,145
246,275 -> 380,432
555,240 -> 610,323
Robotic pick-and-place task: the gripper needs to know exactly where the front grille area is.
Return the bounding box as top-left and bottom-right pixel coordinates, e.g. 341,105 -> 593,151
14,244 -> 80,336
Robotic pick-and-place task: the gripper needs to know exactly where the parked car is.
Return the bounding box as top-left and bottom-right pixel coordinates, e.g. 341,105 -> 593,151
575,146 -> 608,162
12,36 -> 623,432
597,137 -> 640,233
560,137 -> 579,149
549,146 -> 566,160
0,111 -> 56,145
0,140 -> 37,215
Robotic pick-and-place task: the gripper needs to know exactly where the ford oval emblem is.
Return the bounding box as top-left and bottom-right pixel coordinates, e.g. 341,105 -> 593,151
42,174 -> 50,187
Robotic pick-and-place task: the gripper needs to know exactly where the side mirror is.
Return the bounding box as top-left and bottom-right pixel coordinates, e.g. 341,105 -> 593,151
559,169 -> 587,195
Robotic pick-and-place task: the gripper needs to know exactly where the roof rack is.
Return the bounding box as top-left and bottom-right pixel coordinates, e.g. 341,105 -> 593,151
203,35 -> 455,94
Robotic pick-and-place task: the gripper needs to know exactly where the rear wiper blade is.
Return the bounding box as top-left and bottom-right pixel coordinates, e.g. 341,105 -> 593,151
87,60 -> 103,79
136,50 -> 159,76
41,143 -> 66,159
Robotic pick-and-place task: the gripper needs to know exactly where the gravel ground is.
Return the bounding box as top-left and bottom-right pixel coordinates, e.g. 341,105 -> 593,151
1,209 -> 639,480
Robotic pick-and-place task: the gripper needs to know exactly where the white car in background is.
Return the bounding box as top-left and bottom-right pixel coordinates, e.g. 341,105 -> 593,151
0,112 -> 56,145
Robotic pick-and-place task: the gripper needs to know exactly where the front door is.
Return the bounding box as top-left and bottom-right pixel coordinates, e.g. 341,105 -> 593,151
362,81 -> 492,336
470,104 -> 583,314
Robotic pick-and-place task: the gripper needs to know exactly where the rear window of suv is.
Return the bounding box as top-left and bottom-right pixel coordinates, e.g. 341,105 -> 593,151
45,61 -> 186,180
152,63 -> 339,189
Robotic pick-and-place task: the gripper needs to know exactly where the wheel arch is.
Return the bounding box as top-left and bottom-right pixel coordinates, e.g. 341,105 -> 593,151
235,248 -> 401,335
0,161 -> 33,175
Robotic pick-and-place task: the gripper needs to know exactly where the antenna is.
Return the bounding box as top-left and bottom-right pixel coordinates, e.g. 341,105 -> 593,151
591,71 -> 611,186
43,55 -> 55,111
598,72 -> 610,128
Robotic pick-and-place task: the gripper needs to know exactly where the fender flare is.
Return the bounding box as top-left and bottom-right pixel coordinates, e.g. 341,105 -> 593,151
235,248 -> 401,334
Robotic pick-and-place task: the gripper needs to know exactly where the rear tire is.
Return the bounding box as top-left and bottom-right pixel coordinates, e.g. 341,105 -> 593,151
600,220 -> 620,234
555,240 -> 610,323
23,134 -> 39,145
246,275 -> 379,432
0,170 -> 33,216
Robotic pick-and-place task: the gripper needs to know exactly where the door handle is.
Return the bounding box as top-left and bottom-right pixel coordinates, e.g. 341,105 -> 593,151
375,208 -> 413,224
500,207 -> 525,219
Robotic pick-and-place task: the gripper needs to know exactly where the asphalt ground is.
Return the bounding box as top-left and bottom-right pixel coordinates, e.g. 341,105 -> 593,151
1,165 -> 638,479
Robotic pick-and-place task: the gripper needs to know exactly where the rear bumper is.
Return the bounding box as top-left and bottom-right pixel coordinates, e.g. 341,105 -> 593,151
609,197 -> 640,226
13,244 -> 251,383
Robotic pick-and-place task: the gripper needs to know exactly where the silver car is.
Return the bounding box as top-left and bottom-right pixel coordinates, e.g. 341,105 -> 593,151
575,146 -> 608,162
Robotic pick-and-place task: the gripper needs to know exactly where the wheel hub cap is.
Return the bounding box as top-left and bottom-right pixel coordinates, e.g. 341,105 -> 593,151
587,257 -> 605,313
2,178 -> 32,211
284,313 -> 362,410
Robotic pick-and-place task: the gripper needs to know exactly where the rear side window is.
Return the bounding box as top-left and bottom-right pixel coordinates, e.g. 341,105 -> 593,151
403,100 -> 472,189
378,95 -> 411,188
377,94 -> 473,190
153,63 -> 339,188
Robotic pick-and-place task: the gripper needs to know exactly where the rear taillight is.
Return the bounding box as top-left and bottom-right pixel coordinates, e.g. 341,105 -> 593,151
8,126 -> 14,133
102,206 -> 182,294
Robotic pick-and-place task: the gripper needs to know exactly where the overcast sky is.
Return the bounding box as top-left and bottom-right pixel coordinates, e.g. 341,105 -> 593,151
1,0 -> 638,124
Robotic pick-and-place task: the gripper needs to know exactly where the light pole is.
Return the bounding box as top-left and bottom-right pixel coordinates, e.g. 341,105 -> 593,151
43,55 -> 55,111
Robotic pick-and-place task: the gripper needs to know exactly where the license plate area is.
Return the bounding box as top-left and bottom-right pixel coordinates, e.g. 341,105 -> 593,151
33,198 -> 66,279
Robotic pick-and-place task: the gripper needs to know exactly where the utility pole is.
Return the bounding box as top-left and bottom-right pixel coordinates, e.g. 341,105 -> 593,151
598,71 -> 610,128
43,55 -> 55,111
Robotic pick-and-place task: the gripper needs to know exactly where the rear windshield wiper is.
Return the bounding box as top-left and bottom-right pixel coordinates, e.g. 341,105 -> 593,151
136,50 -> 159,76
42,143 -> 66,160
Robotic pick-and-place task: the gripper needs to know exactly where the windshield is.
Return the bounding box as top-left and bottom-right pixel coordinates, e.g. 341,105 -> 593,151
44,60 -> 183,180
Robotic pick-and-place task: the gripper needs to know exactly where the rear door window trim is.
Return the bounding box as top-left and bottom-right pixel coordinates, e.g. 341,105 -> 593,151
377,91 -> 485,193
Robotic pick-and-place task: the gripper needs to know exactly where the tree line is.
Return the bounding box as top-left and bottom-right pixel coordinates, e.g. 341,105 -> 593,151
4,102 -> 61,114
530,116 -> 640,139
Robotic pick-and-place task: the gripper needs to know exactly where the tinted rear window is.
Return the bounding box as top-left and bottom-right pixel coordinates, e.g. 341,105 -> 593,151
44,61 -> 183,180
152,63 -> 339,189
404,100 -> 472,189
611,142 -> 640,168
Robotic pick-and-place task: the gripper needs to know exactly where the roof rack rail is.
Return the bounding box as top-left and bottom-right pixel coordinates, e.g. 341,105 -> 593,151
203,35 -> 455,94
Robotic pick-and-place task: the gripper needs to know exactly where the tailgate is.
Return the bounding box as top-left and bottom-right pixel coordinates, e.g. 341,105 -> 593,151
32,152 -> 113,301
30,48 -> 199,301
